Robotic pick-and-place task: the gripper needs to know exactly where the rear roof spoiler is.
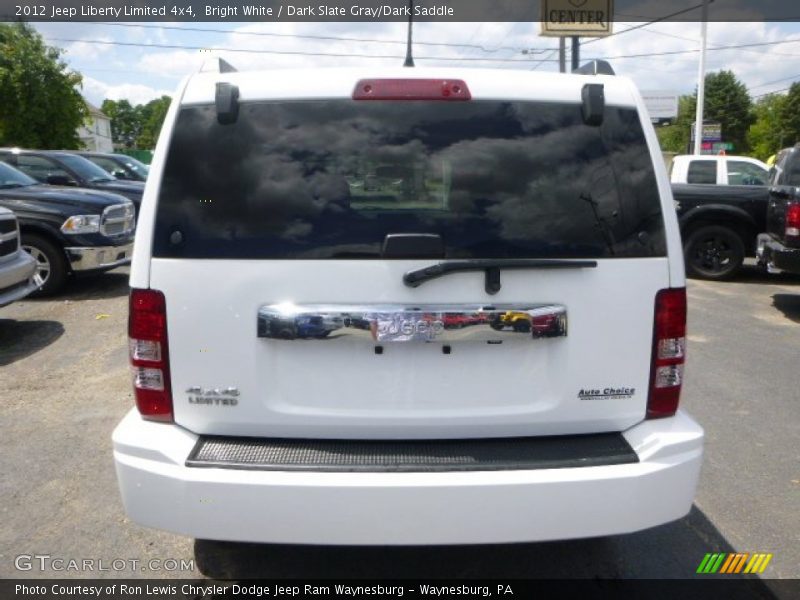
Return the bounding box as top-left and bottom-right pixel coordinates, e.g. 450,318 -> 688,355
199,57 -> 238,74
573,60 -> 615,76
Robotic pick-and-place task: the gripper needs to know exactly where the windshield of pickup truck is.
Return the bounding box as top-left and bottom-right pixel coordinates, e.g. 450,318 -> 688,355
0,161 -> 38,188
57,153 -> 115,183
154,100 -> 666,259
121,155 -> 149,176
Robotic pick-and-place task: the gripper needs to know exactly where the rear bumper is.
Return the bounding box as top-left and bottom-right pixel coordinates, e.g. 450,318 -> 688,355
65,242 -> 133,272
0,251 -> 38,307
756,234 -> 800,275
112,410 -> 703,545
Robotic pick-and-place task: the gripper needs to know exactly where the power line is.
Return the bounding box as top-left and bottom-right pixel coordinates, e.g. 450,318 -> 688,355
581,1 -> 712,47
92,21 -> 540,54
48,37 -> 558,63
750,74 -> 800,90
49,35 -> 800,66
529,47 -> 561,71
753,87 -> 792,99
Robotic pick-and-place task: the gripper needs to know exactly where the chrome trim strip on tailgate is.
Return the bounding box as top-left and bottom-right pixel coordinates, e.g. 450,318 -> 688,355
257,303 -> 567,343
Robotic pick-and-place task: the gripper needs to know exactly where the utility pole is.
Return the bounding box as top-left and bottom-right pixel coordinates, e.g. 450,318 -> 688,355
693,0 -> 709,155
403,0 -> 414,67
559,38 -> 566,73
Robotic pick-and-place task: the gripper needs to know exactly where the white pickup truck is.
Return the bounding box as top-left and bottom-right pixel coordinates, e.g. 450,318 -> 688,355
670,154 -> 769,186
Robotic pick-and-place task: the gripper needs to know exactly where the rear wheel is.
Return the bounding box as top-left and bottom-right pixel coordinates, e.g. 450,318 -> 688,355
513,320 -> 531,333
21,234 -> 68,296
684,225 -> 745,280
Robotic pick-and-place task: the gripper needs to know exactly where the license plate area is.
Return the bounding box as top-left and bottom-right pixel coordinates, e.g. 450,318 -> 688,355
257,304 -> 567,343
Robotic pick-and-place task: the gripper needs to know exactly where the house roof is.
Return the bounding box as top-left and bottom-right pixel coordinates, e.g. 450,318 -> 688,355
84,100 -> 109,120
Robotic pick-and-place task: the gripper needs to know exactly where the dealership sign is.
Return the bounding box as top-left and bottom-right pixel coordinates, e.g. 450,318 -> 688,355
540,0 -> 614,37
642,91 -> 679,123
691,123 -> 723,143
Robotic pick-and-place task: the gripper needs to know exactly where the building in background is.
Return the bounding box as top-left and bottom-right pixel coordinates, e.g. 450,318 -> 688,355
77,101 -> 113,153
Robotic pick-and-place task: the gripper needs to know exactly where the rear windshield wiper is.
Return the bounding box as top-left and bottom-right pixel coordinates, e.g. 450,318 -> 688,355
403,259 -> 598,295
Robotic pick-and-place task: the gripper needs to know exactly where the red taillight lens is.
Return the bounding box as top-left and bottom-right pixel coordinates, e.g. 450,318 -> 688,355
129,289 -> 173,422
353,79 -> 471,101
647,288 -> 687,419
786,203 -> 800,239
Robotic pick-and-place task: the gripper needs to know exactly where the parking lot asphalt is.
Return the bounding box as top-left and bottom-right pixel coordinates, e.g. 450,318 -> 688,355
0,265 -> 798,589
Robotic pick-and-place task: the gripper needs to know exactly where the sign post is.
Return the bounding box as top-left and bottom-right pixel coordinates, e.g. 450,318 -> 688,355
541,0 -> 613,72
541,0 -> 614,38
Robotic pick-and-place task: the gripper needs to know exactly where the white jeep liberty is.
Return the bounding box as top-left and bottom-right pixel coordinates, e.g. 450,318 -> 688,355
113,60 -> 703,545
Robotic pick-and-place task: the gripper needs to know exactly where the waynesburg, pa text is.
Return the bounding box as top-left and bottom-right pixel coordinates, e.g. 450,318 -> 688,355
16,583 -> 514,597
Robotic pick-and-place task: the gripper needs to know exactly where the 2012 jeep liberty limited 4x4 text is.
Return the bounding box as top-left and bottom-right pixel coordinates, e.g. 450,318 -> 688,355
113,60 -> 703,545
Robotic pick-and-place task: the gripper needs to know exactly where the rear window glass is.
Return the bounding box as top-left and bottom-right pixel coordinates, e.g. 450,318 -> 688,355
727,161 -> 767,186
780,151 -> 800,186
154,100 -> 666,259
687,160 -> 717,184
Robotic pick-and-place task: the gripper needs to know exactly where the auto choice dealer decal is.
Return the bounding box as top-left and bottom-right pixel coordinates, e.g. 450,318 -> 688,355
578,387 -> 636,400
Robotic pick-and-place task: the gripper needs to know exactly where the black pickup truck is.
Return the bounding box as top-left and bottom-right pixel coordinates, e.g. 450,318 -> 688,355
0,161 -> 135,296
757,146 -> 800,275
0,148 -> 144,213
672,182 -> 769,279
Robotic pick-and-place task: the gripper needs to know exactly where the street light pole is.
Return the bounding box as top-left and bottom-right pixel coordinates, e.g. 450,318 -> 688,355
693,0 -> 709,155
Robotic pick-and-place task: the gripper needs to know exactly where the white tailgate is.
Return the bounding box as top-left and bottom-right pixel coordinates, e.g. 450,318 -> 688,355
151,257 -> 669,439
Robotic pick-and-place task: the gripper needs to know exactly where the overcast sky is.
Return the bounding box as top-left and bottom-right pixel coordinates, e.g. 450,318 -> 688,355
30,20 -> 800,107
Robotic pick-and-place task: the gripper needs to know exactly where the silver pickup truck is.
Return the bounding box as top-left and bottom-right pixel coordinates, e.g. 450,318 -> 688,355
0,207 -> 38,307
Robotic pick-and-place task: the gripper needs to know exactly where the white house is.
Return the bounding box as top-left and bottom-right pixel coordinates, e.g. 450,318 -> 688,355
77,101 -> 113,153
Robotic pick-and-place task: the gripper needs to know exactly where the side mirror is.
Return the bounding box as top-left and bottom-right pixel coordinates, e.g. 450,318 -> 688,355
46,174 -> 76,186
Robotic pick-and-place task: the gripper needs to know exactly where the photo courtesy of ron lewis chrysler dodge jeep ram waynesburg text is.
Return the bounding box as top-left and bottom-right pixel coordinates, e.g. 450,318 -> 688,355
112,60 -> 703,545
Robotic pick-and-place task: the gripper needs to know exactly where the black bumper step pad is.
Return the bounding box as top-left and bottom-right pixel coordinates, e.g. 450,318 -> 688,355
186,432 -> 638,473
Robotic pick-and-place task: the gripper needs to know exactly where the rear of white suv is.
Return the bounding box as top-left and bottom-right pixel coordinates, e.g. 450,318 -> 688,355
113,64 -> 703,545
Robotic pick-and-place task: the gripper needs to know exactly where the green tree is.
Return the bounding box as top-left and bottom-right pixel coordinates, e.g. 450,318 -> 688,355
655,70 -> 754,155
656,95 -> 695,153
136,96 -> 171,149
0,22 -> 87,149
102,96 -> 170,149
704,70 -> 754,152
776,83 -> 800,149
101,99 -> 142,148
747,93 -> 787,161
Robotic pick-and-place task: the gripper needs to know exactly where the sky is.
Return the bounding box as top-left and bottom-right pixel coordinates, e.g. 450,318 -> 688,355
29,20 -> 800,107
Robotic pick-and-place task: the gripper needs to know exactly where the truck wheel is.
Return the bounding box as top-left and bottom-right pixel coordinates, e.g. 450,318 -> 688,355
684,225 -> 745,280
513,320 -> 531,333
21,233 -> 69,296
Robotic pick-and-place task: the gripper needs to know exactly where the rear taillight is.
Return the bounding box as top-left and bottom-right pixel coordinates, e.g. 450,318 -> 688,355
647,288 -> 687,419
786,203 -> 800,239
352,79 -> 471,101
129,289 -> 173,422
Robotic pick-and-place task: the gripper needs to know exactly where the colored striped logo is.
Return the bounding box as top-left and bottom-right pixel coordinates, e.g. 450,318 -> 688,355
696,553 -> 773,574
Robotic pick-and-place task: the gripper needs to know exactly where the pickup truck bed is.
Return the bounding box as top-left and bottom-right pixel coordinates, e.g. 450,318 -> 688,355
756,146 -> 800,275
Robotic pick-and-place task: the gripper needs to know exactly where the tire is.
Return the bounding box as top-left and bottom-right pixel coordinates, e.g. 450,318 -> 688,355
21,233 -> 69,296
513,320 -> 531,333
683,225 -> 745,280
